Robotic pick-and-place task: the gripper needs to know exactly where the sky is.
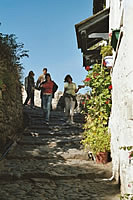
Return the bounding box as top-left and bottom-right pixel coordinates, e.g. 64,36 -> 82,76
0,0 -> 93,93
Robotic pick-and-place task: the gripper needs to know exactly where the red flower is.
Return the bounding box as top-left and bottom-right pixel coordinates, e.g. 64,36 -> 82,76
85,66 -> 90,71
108,85 -> 112,90
129,151 -> 133,158
84,77 -> 91,82
109,32 -> 112,37
93,73 -> 99,78
96,73 -> 99,76
105,100 -> 110,104
103,60 -> 106,66
82,102 -> 85,105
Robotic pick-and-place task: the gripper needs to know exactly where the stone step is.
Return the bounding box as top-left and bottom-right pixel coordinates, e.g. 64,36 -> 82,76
0,171 -> 103,181
23,131 -> 83,137
17,138 -> 81,146
28,125 -> 83,131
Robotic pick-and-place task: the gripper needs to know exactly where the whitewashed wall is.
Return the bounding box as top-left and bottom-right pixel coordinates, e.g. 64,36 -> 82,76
108,0 -> 133,195
109,0 -> 123,31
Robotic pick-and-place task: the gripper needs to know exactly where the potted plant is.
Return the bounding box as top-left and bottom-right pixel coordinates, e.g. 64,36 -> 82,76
100,45 -> 113,57
81,64 -> 112,164
100,45 -> 113,69
83,128 -> 111,164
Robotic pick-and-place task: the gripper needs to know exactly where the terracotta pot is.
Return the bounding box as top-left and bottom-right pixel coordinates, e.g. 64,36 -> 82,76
96,152 -> 109,164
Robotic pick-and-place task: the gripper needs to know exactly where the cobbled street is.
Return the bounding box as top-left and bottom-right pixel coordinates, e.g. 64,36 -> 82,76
0,107 -> 120,200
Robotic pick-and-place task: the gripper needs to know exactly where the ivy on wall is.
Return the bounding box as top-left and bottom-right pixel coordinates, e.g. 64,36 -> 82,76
0,33 -> 28,150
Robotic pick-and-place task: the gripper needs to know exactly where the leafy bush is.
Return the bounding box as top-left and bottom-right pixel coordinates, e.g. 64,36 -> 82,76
0,33 -> 28,148
81,64 -> 112,154
100,45 -> 113,57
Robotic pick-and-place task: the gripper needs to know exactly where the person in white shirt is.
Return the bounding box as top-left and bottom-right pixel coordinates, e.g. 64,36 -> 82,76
64,74 -> 83,124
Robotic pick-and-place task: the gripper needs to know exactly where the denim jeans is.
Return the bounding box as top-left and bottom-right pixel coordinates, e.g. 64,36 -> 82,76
64,96 -> 75,122
42,94 -> 52,122
24,89 -> 34,107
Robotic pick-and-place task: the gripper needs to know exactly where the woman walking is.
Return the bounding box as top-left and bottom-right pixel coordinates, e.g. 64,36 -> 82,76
24,71 -> 35,108
40,73 -> 58,124
64,74 -> 83,124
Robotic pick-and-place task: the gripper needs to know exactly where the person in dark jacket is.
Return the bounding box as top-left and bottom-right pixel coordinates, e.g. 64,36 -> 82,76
36,68 -> 47,108
24,71 -> 35,108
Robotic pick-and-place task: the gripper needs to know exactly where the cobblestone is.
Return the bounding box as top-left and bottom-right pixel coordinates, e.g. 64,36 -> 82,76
0,107 -> 120,200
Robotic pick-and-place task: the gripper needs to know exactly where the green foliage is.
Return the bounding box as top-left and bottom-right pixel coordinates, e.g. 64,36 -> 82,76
81,64 -> 112,155
0,33 -> 29,96
82,127 -> 111,155
120,146 -> 133,151
83,64 -> 112,116
0,80 -> 5,90
120,194 -> 133,200
100,45 -> 113,57
0,32 -> 28,147
103,0 -> 106,8
120,146 -> 133,160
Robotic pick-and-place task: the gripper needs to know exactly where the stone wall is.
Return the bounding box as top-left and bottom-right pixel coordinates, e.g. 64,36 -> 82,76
0,73 -> 23,153
0,35 -> 23,154
108,0 -> 133,195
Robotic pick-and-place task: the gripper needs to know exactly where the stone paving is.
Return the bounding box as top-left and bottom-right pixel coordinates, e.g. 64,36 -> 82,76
0,107 -> 120,200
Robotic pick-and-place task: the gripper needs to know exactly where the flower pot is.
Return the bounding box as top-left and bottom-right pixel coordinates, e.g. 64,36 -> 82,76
103,56 -> 113,68
96,152 -> 109,164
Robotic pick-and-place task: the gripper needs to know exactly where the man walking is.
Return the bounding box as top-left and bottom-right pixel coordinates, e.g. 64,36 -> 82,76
36,68 -> 47,108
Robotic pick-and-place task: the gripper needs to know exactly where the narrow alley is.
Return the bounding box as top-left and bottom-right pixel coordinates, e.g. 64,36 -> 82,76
0,107 -> 120,200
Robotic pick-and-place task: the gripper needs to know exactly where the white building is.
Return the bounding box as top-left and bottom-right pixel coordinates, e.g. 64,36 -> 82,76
107,0 -> 133,195
75,0 -> 133,196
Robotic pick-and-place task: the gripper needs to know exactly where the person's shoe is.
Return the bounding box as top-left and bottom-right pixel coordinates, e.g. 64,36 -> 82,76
31,106 -> 36,109
70,121 -> 75,125
44,121 -> 49,125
